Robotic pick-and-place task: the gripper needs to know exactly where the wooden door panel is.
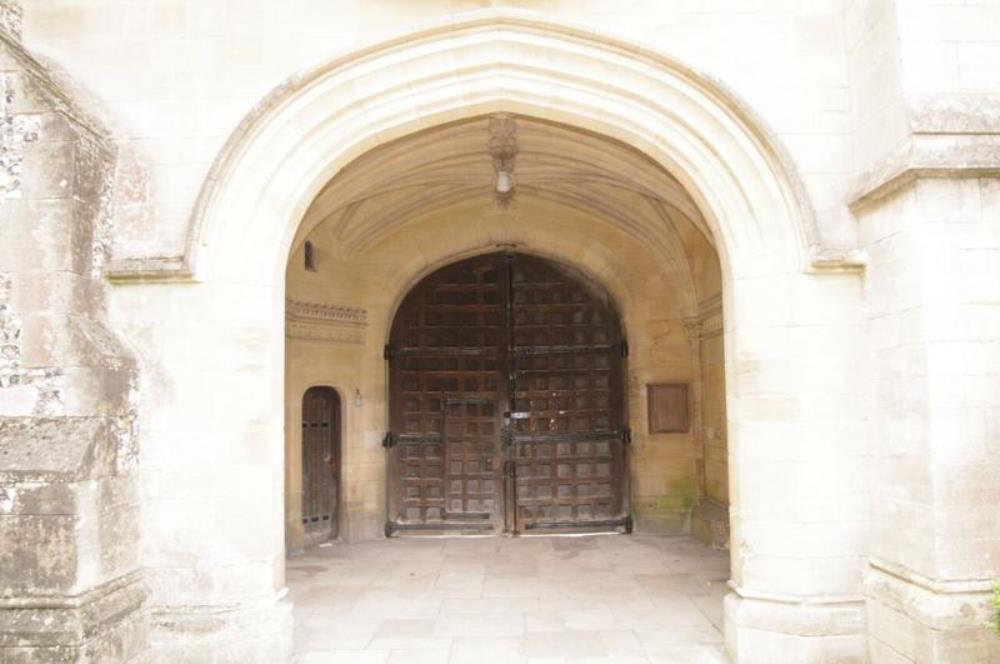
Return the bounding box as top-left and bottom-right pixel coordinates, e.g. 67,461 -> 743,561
444,397 -> 499,518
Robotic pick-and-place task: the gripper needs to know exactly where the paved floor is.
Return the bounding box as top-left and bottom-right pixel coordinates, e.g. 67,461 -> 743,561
287,534 -> 731,663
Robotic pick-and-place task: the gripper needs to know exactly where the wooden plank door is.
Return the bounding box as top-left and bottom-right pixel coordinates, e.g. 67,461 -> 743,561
387,254 -> 508,534
508,255 -> 628,532
302,386 -> 340,541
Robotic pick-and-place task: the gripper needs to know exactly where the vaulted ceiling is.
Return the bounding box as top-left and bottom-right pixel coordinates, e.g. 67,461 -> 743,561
295,115 -> 714,266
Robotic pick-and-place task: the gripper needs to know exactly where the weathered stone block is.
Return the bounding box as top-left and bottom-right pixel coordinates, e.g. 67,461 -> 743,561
0,199 -> 93,276
0,417 -> 121,479
725,592 -> 867,664
0,575 -> 146,662
865,564 -> 1000,664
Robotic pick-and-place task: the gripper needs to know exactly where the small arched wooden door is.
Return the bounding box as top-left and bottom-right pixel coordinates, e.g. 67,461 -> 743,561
386,252 -> 629,536
302,386 -> 340,543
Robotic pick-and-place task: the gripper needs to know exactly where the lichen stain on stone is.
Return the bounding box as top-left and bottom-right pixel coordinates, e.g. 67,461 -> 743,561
0,0 -> 23,40
0,272 -> 23,388
0,72 -> 41,202
72,131 -> 117,279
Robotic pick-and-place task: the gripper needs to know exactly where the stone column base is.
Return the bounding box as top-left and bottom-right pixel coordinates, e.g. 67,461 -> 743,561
0,572 -> 147,663
724,589 -> 866,664
865,560 -> 1000,664
145,593 -> 293,663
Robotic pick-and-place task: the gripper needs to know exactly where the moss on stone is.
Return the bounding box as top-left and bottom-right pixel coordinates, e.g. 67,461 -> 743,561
993,580 -> 1000,636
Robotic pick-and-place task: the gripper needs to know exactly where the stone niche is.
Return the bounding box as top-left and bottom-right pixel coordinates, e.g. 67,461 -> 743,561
0,20 -> 146,664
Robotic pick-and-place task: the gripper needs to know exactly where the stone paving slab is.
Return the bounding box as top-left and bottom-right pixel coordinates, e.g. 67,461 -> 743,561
288,534 -> 731,663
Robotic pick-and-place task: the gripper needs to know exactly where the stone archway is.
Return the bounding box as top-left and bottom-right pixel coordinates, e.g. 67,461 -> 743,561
111,13 -> 868,663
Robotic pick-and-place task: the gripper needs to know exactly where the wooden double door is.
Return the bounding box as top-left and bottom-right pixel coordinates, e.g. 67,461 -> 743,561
386,253 -> 629,535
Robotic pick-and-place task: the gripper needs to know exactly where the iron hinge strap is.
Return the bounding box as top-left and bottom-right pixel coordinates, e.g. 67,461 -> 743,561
622,426 -> 632,445
382,432 -> 397,448
383,344 -> 395,361
621,339 -> 629,357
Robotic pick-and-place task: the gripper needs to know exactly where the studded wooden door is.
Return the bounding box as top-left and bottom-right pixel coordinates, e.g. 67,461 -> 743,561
302,386 -> 340,541
508,255 -> 628,532
387,253 -> 628,535
387,255 -> 507,534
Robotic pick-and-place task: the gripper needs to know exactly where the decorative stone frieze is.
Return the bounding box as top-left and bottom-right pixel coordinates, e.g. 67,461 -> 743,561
285,299 -> 367,344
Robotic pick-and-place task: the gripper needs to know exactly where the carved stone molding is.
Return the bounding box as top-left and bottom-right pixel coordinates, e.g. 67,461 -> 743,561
286,299 -> 367,325
849,132 -> 1000,211
285,299 -> 367,344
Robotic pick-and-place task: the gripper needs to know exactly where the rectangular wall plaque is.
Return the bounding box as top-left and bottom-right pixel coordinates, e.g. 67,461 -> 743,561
647,383 -> 690,433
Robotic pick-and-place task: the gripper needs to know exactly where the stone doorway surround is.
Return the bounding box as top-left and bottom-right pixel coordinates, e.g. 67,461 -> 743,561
101,12 -> 867,664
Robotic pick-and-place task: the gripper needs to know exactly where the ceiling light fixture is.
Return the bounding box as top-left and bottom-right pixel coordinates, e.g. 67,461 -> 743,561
489,114 -> 517,208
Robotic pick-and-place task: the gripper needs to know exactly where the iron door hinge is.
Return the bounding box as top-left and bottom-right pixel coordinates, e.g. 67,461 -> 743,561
620,339 -> 629,357
625,515 -> 634,534
383,344 -> 395,361
382,432 -> 397,448
622,426 -> 632,445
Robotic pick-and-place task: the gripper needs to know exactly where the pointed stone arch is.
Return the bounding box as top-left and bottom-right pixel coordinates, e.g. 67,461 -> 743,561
171,12 -> 825,285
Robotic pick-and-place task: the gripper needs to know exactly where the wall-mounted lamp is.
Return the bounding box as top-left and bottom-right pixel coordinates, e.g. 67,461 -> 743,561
353,388 -> 363,408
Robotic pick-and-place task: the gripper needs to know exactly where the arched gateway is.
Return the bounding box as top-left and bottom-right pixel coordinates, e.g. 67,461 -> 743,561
387,253 -> 628,535
109,12 -> 869,664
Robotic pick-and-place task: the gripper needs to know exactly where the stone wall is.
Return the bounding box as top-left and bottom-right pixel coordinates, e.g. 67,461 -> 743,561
846,2 -> 1000,660
858,177 -> 1000,663
0,17 -> 144,663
